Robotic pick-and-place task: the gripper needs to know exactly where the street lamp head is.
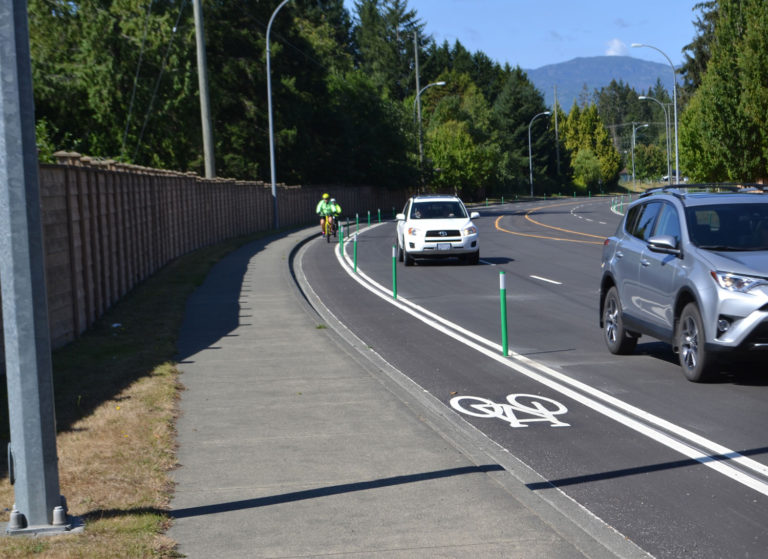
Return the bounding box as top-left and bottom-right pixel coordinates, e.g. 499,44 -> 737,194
638,95 -> 648,100
544,111 -> 551,115
631,43 -> 643,48
436,81 -> 446,86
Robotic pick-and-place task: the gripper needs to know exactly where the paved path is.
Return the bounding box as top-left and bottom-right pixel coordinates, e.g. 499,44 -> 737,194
168,228 -> 649,558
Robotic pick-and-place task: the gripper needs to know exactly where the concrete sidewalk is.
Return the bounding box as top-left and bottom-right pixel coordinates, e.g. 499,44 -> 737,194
168,228 -> 649,558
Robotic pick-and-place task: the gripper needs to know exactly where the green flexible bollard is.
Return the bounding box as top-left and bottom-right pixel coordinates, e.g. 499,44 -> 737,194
499,271 -> 509,356
392,245 -> 397,299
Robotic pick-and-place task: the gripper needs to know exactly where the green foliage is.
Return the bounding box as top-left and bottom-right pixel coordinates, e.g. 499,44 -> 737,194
635,144 -> 667,180
681,1 -> 718,97
681,0 -> 768,182
491,68 -> 552,192
562,104 -> 620,187
572,149 -> 601,188
29,0 -> 663,198
427,120 -> 497,196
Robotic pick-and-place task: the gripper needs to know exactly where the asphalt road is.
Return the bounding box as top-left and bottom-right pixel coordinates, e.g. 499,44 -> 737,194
299,197 -> 768,559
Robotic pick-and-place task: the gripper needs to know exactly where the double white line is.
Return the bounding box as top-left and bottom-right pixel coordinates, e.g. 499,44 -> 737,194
335,230 -> 768,497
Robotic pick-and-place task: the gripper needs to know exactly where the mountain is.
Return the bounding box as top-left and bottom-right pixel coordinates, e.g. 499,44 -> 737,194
525,56 -> 677,111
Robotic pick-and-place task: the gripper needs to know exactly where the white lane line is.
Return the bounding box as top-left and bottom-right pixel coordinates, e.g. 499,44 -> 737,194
531,275 -> 562,285
334,233 -> 768,496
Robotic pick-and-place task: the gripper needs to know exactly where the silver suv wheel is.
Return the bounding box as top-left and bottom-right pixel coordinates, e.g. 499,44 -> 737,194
677,303 -> 716,382
603,287 -> 638,355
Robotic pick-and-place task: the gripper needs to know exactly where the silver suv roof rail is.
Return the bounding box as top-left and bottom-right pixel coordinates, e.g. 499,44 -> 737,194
639,183 -> 767,199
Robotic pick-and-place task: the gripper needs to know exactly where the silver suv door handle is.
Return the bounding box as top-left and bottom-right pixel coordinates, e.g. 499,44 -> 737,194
641,259 -> 650,267
616,251 -> 624,258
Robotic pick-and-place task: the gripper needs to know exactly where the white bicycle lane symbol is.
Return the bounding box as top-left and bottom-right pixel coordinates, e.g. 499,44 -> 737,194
450,394 -> 570,428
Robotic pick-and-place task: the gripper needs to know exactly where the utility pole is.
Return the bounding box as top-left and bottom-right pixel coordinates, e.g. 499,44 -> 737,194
413,31 -> 422,189
553,85 -> 560,176
0,0 -> 71,534
192,0 -> 215,178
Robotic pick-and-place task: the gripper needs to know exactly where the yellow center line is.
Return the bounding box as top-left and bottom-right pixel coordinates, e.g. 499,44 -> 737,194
494,199 -> 606,245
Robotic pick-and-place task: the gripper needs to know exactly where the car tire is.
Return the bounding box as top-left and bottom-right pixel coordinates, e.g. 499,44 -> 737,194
469,250 -> 479,265
602,286 -> 638,355
404,248 -> 414,266
677,303 -> 717,382
396,238 -> 404,262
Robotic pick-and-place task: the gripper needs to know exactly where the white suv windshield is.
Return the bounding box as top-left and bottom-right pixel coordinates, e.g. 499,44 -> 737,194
410,201 -> 467,220
685,203 -> 768,251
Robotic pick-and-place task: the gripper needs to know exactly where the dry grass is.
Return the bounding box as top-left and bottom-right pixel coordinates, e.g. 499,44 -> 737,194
0,231 -> 272,558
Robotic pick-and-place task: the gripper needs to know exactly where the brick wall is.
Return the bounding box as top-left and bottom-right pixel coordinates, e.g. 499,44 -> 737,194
0,153 -> 409,371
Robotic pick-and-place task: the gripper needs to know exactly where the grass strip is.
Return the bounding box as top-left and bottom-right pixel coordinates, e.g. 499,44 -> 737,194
0,230 -> 275,558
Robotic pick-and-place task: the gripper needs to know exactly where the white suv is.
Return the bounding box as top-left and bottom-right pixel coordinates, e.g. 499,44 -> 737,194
396,195 -> 480,265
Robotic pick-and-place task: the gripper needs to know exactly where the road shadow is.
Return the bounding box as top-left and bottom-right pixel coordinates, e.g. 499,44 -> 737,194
526,445 -> 768,490
171,465 -> 504,519
636,340 -> 768,385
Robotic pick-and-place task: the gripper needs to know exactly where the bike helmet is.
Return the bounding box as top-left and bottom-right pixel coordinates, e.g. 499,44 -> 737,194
322,193 -> 329,199
330,198 -> 336,203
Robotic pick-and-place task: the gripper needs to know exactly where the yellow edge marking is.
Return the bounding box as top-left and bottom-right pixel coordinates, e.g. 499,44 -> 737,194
494,199 -> 605,245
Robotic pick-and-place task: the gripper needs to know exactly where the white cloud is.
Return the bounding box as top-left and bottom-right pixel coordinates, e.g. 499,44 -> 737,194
605,38 -> 628,56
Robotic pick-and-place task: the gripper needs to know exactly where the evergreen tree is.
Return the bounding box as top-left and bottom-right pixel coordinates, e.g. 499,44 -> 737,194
681,0 -> 768,181
491,68 -> 552,193
680,1 -> 718,98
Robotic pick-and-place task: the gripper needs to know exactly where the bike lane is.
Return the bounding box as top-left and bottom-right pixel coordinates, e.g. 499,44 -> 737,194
300,218 -> 768,559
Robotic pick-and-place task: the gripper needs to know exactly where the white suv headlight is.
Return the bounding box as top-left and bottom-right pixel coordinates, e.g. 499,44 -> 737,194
710,270 -> 765,293
463,225 -> 477,236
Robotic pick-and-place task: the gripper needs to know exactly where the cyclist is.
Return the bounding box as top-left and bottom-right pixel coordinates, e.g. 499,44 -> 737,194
329,198 -> 342,236
316,193 -> 335,236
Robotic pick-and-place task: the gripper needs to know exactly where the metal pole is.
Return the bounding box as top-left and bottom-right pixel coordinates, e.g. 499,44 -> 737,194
414,81 -> 445,187
528,111 -> 551,198
414,32 -> 422,180
266,0 -> 292,229
192,0 -> 215,178
631,123 -> 636,187
553,86 -> 560,176
639,95 -> 671,184
631,123 -> 648,188
0,0 -> 67,533
632,43 -> 679,183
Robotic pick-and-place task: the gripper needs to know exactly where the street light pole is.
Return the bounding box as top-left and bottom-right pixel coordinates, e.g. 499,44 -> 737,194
632,122 -> 649,188
192,0 -> 215,178
638,95 -> 671,184
266,0 -> 292,229
632,43 -> 679,184
414,81 -> 446,181
528,111 -> 551,197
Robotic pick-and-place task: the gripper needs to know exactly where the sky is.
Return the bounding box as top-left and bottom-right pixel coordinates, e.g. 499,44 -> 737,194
342,0 -> 701,69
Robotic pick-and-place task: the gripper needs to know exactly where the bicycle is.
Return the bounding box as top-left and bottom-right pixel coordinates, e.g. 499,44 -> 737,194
323,215 -> 334,243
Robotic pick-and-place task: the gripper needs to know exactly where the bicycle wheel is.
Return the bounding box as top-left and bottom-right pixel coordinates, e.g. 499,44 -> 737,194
449,396 -> 498,418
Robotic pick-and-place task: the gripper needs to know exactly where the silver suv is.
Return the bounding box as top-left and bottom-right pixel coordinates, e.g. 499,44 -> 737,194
600,185 -> 768,381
